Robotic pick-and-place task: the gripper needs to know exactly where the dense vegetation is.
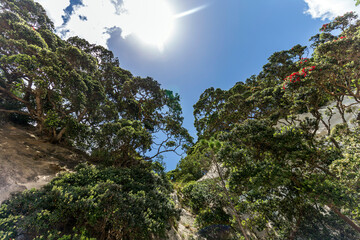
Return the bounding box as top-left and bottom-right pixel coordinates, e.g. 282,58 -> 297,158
1,0 -> 360,239
0,0 -> 192,161
0,0 -> 188,239
170,11 -> 360,240
0,164 -> 178,239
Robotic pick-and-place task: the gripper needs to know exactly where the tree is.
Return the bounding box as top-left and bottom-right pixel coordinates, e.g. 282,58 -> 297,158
0,0 -> 104,141
174,11 -> 360,239
0,163 -> 179,239
219,119 -> 360,239
193,45 -> 308,140
310,12 -> 360,103
0,0 -> 192,166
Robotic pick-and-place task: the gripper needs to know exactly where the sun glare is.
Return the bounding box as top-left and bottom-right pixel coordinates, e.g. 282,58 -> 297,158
124,0 -> 174,50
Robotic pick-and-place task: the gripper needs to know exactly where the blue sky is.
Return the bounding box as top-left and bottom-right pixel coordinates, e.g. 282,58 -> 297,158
35,0 -> 360,170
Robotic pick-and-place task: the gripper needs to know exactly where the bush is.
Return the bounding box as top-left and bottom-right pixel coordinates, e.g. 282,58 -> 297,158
0,163 -> 179,239
181,180 -> 230,228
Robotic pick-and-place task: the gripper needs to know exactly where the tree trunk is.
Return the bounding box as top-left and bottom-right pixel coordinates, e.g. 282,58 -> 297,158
34,90 -> 46,134
51,127 -> 67,143
36,118 -> 45,134
213,155 -> 250,240
328,204 -> 360,233
35,91 -> 43,119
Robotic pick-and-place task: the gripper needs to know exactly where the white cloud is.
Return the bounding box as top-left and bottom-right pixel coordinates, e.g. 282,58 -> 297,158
304,0 -> 360,20
34,0 -> 69,27
34,0 -> 178,49
58,0 -> 121,48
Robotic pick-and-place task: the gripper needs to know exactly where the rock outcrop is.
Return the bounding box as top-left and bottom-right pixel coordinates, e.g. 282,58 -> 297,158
0,123 -> 86,204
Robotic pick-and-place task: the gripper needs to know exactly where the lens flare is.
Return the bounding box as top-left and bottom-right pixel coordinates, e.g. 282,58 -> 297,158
174,5 -> 208,19
122,1 -> 208,51
123,0 -> 174,50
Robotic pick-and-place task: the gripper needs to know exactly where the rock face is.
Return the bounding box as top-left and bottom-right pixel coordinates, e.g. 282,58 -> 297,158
166,192 -> 199,240
277,96 -> 360,136
0,123 -> 85,204
198,164 -> 226,182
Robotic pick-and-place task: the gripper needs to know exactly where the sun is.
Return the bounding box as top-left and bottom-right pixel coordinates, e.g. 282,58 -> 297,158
124,0 -> 174,50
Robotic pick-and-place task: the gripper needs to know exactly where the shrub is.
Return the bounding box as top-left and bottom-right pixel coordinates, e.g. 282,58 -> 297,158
0,163 -> 179,239
181,180 -> 230,228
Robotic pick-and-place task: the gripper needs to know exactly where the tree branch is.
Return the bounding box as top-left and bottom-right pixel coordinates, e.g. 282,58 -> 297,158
0,85 -> 29,105
0,108 -> 30,116
327,203 -> 360,234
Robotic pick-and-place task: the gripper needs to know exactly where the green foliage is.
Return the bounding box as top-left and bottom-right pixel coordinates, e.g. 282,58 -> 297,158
92,120 -> 152,166
181,180 -> 230,228
173,11 -> 360,239
0,163 -> 178,239
193,45 -> 307,140
2,0 -> 360,239
169,137 -> 227,183
220,120 -> 359,239
0,0 -> 192,166
168,146 -> 212,183
168,157 -> 208,183
330,125 -> 360,218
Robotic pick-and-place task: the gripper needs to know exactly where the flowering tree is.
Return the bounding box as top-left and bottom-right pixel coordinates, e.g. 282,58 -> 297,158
174,11 -> 360,239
